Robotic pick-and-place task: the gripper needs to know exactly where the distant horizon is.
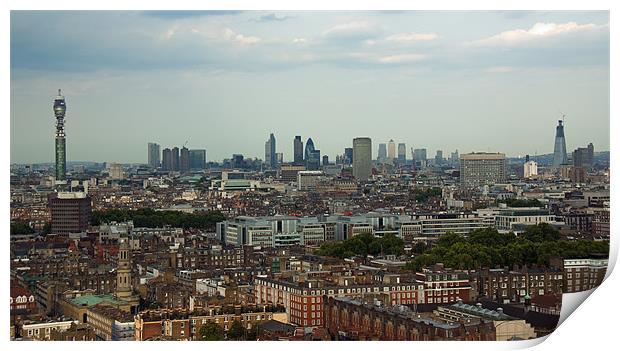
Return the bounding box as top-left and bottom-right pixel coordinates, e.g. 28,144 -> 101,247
10,149 -> 611,166
11,11 -> 610,164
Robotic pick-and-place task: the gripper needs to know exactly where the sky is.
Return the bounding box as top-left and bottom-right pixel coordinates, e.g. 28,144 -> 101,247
10,10 -> 610,164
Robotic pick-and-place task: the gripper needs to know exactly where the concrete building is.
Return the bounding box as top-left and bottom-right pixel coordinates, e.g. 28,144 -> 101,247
573,143 -> 594,169
293,136 -> 304,165
523,161 -> 538,179
147,142 -> 160,168
48,192 -> 92,234
460,152 -> 506,187
387,139 -> 396,160
563,258 -> 608,293
107,163 -> 124,180
180,147 -> 190,173
265,133 -> 277,169
435,301 -> 536,341
171,147 -> 180,171
297,171 -> 324,191
378,143 -> 387,162
397,143 -> 406,164
413,148 -> 427,168
494,207 -> 558,233
162,148 -> 172,171
189,149 -> 206,170
280,164 -> 306,182
353,137 -> 372,181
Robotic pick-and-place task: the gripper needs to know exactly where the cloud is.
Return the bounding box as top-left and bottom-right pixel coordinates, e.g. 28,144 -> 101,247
322,21 -> 382,40
254,13 -> 293,22
471,22 -> 608,47
485,66 -> 516,73
378,54 -> 427,64
142,10 -> 243,19
385,32 -> 439,43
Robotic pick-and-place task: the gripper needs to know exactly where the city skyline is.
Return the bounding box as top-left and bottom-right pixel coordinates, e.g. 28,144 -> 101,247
11,11 -> 610,163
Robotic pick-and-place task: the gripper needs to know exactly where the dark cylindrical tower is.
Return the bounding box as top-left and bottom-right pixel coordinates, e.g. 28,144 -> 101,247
53,89 -> 67,181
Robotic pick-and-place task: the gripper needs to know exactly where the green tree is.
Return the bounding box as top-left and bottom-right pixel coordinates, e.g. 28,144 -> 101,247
227,320 -> 245,340
10,222 -> 34,235
199,321 -> 224,341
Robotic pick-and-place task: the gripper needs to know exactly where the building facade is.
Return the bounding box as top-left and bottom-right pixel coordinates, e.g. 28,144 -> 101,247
353,137 -> 372,181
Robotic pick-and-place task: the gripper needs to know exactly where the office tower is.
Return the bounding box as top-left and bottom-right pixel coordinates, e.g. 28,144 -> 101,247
344,148 -> 353,165
171,147 -> 180,171
180,147 -> 190,173
435,150 -> 443,166
397,143 -> 406,164
304,138 -> 315,161
573,143 -> 594,169
276,153 -> 283,165
413,149 -> 427,162
293,136 -> 304,165
189,149 -> 207,170
265,133 -> 277,169
162,148 -> 172,171
108,163 -> 124,180
388,139 -> 396,160
353,137 -> 372,181
524,160 -> 538,178
147,142 -> 160,168
232,154 -> 244,169
450,150 -> 459,167
552,120 -> 568,167
307,150 -> 321,171
53,89 -> 67,181
48,192 -> 92,234
460,152 -> 506,187
322,155 -> 329,166
304,138 -> 320,170
378,143 -> 387,162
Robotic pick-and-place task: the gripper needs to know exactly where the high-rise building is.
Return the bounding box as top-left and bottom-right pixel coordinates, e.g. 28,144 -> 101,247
523,160 -> 538,178
435,150 -> 443,166
53,89 -> 67,181
48,192 -> 92,234
573,143 -> 594,169
304,138 -> 321,170
450,150 -> 459,167
189,149 -> 207,170
322,155 -> 329,166
387,139 -> 396,160
397,143 -> 406,164
353,137 -> 372,181
378,143 -> 387,162
180,147 -> 190,173
171,147 -> 180,171
265,133 -> 277,169
293,136 -> 304,165
231,154 -> 244,169
552,120 -> 568,167
147,142 -> 160,168
460,152 -> 506,187
344,148 -> 353,166
108,163 -> 124,180
162,148 -> 172,171
413,149 -> 427,162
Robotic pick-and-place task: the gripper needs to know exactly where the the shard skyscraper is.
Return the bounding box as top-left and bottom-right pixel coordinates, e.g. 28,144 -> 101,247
552,120 -> 568,167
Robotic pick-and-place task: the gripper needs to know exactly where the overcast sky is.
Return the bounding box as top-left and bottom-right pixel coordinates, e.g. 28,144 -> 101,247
10,11 -> 609,164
